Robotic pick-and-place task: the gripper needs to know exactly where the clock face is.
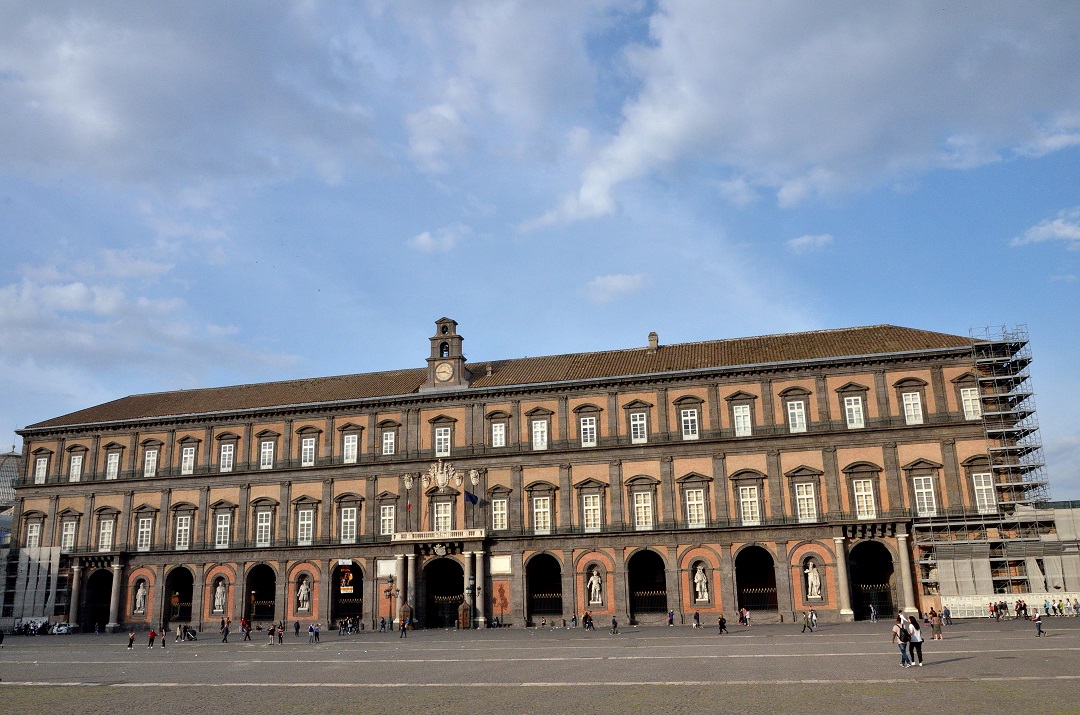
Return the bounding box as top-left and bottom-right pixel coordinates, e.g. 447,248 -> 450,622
435,362 -> 454,382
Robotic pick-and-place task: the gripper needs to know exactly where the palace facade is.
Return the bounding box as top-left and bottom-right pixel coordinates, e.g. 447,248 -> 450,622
5,319 -> 1068,631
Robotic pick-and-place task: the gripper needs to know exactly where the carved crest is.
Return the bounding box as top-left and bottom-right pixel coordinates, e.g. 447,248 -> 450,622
423,460 -> 462,489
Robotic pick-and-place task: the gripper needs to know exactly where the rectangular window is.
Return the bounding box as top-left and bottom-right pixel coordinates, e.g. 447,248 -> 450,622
491,499 -> 508,530
913,476 -> 937,517
685,488 -> 705,528
340,507 -> 357,544
630,412 -> 648,444
853,479 -> 876,519
973,473 -> 996,514
733,405 -> 752,437
136,516 -> 153,552
579,416 -> 597,447
739,485 -> 760,526
434,502 -> 452,532
532,496 -> 551,534
260,441 -> 275,469
26,522 -> 41,549
181,446 -> 196,475
532,420 -> 548,451
844,396 -> 865,429
219,443 -> 234,473
34,456 -> 48,484
297,509 -> 314,545
381,431 -> 396,456
633,491 -> 653,530
490,423 -> 506,448
301,437 -> 316,467
435,426 -> 451,457
795,483 -> 817,523
175,515 -> 191,550
681,409 -> 700,440
787,401 -> 807,433
143,449 -> 158,478
342,434 -> 359,464
68,454 -> 83,483
255,511 -> 272,547
105,452 -> 119,481
902,392 -> 924,425
214,513 -> 231,549
380,505 -> 395,535
583,494 -> 601,532
61,521 -> 76,551
98,520 -> 114,552
961,387 -> 982,420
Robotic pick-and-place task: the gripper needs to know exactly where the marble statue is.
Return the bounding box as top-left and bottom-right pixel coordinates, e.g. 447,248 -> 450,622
297,577 -> 311,611
135,582 -> 147,613
694,564 -> 709,602
805,562 -> 822,599
213,580 -> 227,613
587,568 -> 603,604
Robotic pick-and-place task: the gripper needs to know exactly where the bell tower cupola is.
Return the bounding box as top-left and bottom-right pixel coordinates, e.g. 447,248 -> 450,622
421,317 -> 471,391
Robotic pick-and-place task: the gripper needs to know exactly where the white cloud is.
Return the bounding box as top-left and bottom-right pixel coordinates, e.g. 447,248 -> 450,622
786,234 -> 834,254
407,102 -> 471,173
1012,208 -> 1080,250
409,223 -> 471,253
584,273 -> 647,304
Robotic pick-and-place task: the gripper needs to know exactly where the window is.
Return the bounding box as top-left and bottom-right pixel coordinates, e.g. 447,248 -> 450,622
973,473 -> 996,514
532,497 -> 551,534
579,416 -> 597,447
214,513 -> 231,548
260,441 -> 275,469
491,499 -> 508,530
301,437 -> 316,467
61,521 -> 76,551
913,476 -> 937,517
491,423 -> 506,448
255,511 -> 272,547
435,426 -> 451,457
381,430 -> 396,456
853,479 -> 876,519
181,446 -> 196,475
297,508 -> 314,545
98,519 -> 114,551
340,507 -> 357,544
685,488 -> 705,528
105,452 -> 119,480
34,456 -> 48,484
786,401 -> 807,433
143,449 -> 158,478
583,494 -> 601,532
342,434 -> 359,464
633,491 -> 653,530
26,522 -> 41,549
219,443 -> 234,473
681,409 -> 700,440
175,515 -> 191,550
733,404 -> 752,437
531,420 -> 548,451
68,454 -> 83,482
434,502 -> 452,532
795,483 -> 817,523
739,485 -> 760,526
380,505 -> 395,535
136,516 -> 153,552
902,392 -> 923,425
630,412 -> 648,444
844,396 -> 865,429
961,387 -> 981,420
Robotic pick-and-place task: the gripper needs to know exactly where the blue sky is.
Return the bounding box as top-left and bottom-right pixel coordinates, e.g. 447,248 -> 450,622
2,2 -> 1079,495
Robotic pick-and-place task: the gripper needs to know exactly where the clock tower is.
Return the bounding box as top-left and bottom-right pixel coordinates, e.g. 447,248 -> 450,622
421,317 -> 471,391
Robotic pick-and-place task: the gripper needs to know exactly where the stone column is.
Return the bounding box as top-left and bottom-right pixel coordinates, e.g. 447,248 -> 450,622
407,553 -> 417,614
191,567 -> 205,632
712,453 -> 729,523
475,550 -> 487,628
107,563 -> 123,632
833,536 -> 854,621
718,541 -> 736,613
464,551 -> 475,627
394,555 -> 405,626
68,564 -> 82,626
896,533 -> 918,614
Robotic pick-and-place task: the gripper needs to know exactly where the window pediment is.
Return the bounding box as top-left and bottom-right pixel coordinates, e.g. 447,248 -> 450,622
525,406 -> 554,417
94,506 -> 121,517
778,386 -> 811,398
170,501 -> 197,512
377,419 -> 401,429
676,471 -> 712,484
525,480 -> 558,493
785,465 -> 824,479
428,414 -> 458,424
486,410 -> 511,420
254,429 -> 281,439
834,382 -> 870,394
425,485 -> 459,496
673,395 -> 704,406
624,475 -> 660,487
215,432 -> 240,442
65,444 -> 89,453
334,492 -> 363,504
375,491 -> 400,502
951,372 -> 978,385
622,399 -> 653,410
487,484 -> 512,496
250,497 -> 279,508
573,478 -> 608,490
842,461 -> 882,474
57,507 -> 82,518
101,442 -> 125,451
291,495 -> 320,506
729,469 -> 766,482
132,504 -> 159,514
901,458 -> 942,471
209,499 -> 237,510
31,446 -> 53,456
140,438 -> 164,447
893,377 -> 928,389
337,422 -> 363,432
295,425 -> 323,435
724,390 -> 758,402
961,454 -> 991,467
572,403 -> 603,414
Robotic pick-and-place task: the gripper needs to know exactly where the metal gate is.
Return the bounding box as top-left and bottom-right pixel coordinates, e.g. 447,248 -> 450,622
737,586 -> 778,612
852,582 -> 895,619
630,588 -> 668,614
430,594 -> 463,628
527,591 -> 563,616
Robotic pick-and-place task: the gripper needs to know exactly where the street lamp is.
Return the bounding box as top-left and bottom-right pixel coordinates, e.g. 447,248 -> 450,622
383,575 -> 399,631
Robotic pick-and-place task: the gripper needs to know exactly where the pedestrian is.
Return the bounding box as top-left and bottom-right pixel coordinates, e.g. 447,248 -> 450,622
906,616 -> 924,666
243,622 -> 251,641
571,614 -> 577,628
314,623 -> 321,642
943,605 -> 952,626
809,609 -> 817,629
717,613 -> 728,634
161,627 -> 166,648
221,622 -> 230,643
869,604 -> 877,622
930,610 -> 943,640
128,630 -> 136,649
667,610 -> 674,626
610,616 -> 619,635
693,611 -> 700,629
294,620 -> 300,637
399,617 -> 408,638
1033,610 -> 1044,637
308,623 -> 315,643
268,625 -> 275,645
891,616 -> 912,668
801,611 -> 814,633
277,625 -> 284,645
95,622 -> 101,635
220,617 -> 226,632
0,628 -> 4,649
148,628 -> 157,648
176,624 -> 183,642
380,617 -> 387,633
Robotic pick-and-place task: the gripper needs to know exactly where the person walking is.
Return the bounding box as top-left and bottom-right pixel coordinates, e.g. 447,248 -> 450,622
127,630 -> 136,649
268,625 -> 276,645
693,611 -> 701,629
906,616 -> 924,666
147,628 -> 157,648
308,623 -> 315,643
869,604 -> 877,622
161,626 -> 166,648
314,623 -> 321,642
891,616 -> 912,668
610,616 -> 619,635
930,610 -> 943,640
294,620 -> 300,637
801,611 -> 814,633
943,605 -> 953,626
717,613 -> 728,634
221,622 -> 230,643
1033,610 -> 1044,637
667,610 -> 674,627
399,617 -> 408,638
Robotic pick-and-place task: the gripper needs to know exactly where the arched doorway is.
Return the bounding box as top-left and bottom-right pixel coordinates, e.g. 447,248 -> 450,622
84,569 -> 113,631
849,541 -> 896,620
627,550 -> 667,623
331,563 -> 363,622
246,564 -> 277,624
424,558 -> 464,629
735,545 -> 778,612
164,567 -> 194,629
525,554 -> 563,624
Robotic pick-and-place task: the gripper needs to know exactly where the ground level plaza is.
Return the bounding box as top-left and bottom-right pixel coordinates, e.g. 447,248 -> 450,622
1,619 -> 1078,714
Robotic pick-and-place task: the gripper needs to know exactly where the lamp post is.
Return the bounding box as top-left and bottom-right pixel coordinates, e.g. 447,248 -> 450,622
383,575 -> 399,631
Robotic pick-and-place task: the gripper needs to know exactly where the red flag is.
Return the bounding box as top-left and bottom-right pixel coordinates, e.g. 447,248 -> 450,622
407,501 -> 412,512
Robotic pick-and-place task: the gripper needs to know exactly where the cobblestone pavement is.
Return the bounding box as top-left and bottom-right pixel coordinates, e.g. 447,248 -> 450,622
1,618 -> 1077,714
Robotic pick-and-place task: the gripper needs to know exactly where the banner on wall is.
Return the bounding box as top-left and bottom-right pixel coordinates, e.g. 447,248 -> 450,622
339,566 -> 355,594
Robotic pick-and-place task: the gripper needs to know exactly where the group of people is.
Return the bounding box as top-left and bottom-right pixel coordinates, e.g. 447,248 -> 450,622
891,615 -> 926,667
800,609 -> 818,633
336,617 -> 362,634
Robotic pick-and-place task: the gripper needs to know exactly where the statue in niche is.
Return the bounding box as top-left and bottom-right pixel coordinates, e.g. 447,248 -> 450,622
587,568 -> 603,604
694,564 -> 710,602
134,581 -> 148,613
805,562 -> 822,599
297,576 -> 311,611
213,580 -> 227,613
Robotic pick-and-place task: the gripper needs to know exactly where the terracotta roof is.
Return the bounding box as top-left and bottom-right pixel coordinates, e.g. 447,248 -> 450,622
25,324 -> 971,429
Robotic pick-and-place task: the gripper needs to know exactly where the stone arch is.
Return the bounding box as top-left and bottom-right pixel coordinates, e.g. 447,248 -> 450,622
734,544 -> 778,612
525,552 -> 563,624
627,548 -> 668,622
